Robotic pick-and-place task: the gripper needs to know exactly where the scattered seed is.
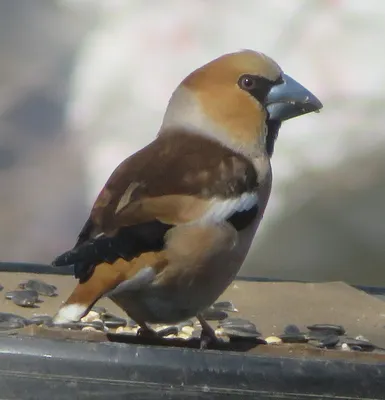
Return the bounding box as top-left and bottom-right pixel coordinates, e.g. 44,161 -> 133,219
342,338 -> 376,351
307,331 -> 337,341
81,310 -> 100,323
82,326 -> 98,332
5,289 -> 38,301
156,326 -> 178,337
19,279 -> 57,297
54,320 -> 106,331
318,335 -> 340,349
214,328 -> 231,342
103,318 -> 127,329
341,343 -> 350,351
265,336 -> 283,345
220,327 -> 261,339
7,290 -> 39,308
279,333 -> 308,344
350,345 -> 363,351
307,324 -> 345,336
12,296 -> 37,307
355,335 -> 369,342
88,320 -> 106,331
211,301 -> 238,313
176,332 -> 191,340
91,306 -> 107,315
29,315 -> 54,327
0,312 -> 29,331
101,313 -> 127,328
177,320 -> 194,330
201,308 -> 228,321
215,327 -> 226,336
219,318 -> 261,336
181,326 -> 195,336
116,326 -> 138,335
54,322 -> 84,330
284,324 -> 301,335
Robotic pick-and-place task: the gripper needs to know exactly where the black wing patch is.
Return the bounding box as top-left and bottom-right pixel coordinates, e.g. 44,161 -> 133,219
52,206 -> 259,283
53,220 -> 172,282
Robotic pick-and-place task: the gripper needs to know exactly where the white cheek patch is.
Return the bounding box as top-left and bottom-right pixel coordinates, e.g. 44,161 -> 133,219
198,192 -> 258,224
53,304 -> 88,324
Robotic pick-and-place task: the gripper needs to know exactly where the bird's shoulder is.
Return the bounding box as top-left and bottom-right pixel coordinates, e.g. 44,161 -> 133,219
90,129 -> 258,233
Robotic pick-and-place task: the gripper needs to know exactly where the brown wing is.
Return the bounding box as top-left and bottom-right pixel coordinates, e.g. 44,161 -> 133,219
89,130 -> 258,236
53,130 -> 258,281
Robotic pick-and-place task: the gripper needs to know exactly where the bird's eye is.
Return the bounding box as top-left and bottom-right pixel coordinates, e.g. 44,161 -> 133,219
238,74 -> 275,104
239,75 -> 258,91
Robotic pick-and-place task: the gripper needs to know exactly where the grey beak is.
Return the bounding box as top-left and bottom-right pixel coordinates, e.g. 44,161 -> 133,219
266,73 -> 323,121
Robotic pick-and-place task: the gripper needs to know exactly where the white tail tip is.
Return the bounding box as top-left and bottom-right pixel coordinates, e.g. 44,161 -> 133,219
53,303 -> 88,324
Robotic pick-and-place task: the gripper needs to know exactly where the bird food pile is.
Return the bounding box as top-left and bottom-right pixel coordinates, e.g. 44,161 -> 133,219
0,277 -> 383,353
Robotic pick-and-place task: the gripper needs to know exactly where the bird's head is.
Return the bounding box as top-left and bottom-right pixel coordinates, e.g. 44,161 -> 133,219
161,50 -> 322,157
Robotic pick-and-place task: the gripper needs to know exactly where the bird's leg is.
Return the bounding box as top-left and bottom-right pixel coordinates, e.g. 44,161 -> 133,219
136,322 -> 159,338
197,313 -> 221,349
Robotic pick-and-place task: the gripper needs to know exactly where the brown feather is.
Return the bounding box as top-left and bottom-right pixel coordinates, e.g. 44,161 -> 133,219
87,130 -> 258,236
62,251 -> 168,309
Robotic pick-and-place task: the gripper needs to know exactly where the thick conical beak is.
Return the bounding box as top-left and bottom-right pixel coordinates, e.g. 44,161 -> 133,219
266,73 -> 323,121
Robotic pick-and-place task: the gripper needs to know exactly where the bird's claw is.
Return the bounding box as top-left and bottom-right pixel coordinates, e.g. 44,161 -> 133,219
137,326 -> 159,339
200,328 -> 223,349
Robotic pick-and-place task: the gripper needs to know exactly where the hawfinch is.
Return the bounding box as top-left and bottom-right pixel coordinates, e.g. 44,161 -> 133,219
53,50 -> 322,343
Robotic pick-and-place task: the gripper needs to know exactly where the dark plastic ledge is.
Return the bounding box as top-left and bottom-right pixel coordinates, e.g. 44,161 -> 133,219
1,261 -> 385,399
0,334 -> 385,399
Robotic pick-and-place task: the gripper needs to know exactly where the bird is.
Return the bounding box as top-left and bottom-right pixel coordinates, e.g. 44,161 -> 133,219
52,50 -> 322,345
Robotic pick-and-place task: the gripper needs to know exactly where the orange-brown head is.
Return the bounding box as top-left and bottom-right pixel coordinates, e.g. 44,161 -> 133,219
161,50 -> 322,157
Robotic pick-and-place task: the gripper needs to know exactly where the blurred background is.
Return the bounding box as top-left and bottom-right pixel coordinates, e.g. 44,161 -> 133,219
0,0 -> 384,286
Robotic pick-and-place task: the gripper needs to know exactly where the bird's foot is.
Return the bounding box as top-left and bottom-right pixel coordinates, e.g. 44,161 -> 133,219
197,313 -> 223,349
137,324 -> 159,339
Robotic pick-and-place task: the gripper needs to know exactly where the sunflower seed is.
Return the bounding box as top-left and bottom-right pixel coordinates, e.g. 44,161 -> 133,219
265,336 -> 283,345
29,315 -> 54,327
116,326 -> 138,335
176,320 -> 194,330
5,289 -> 38,300
211,301 -> 238,313
342,338 -> 376,351
219,318 -> 261,336
18,279 -> 57,297
101,313 -> 127,328
181,326 -> 195,336
6,290 -> 39,307
284,324 -> 301,335
279,333 -> 308,344
201,308 -> 228,321
156,326 -> 178,337
82,326 -> 98,332
318,335 -> 340,349
55,320 -> 105,331
0,312 -> 29,330
81,310 -> 100,323
307,324 -> 345,336
91,306 -> 107,315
